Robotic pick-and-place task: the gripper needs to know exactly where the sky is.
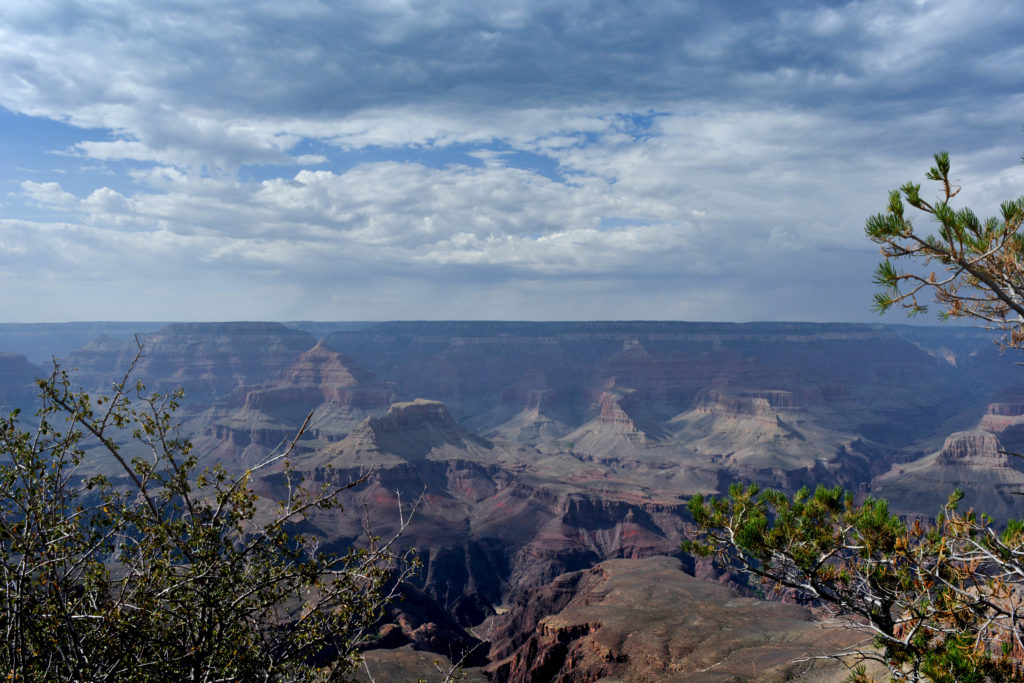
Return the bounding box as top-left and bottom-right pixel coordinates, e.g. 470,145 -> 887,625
1,0 -> 1023,323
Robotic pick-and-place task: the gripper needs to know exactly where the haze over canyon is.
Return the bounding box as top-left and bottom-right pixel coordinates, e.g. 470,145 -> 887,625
2,319 -> 1021,681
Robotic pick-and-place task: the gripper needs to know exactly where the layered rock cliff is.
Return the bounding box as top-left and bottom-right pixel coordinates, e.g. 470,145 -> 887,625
666,387 -> 874,489
311,399 -> 496,468
194,344 -> 395,466
873,429 -> 1024,519
65,322 -> 317,406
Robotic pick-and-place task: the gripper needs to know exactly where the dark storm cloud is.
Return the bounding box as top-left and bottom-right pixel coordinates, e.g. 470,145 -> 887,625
10,1 -> 1021,121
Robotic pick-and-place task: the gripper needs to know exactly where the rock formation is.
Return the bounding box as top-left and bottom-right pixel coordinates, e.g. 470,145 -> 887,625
194,343 -> 395,466
873,429 -> 1024,519
487,556 -> 865,682
7,320 -> 1024,680
311,399 -> 496,469
65,322 -> 317,407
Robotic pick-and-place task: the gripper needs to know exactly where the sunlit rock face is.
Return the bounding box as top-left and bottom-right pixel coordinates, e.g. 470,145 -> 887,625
194,343 -> 397,467
872,429 -> 1024,520
486,556 -> 863,683
246,343 -> 391,408
933,430 -> 1010,467
979,402 -> 1024,438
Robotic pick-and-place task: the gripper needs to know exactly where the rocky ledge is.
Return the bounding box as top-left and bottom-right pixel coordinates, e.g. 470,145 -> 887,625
486,555 -> 862,683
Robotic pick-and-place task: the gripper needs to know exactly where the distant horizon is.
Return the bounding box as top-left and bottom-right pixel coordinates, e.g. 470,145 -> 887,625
0,316 -> 998,368
0,317 -> 982,327
0,317 -> 996,370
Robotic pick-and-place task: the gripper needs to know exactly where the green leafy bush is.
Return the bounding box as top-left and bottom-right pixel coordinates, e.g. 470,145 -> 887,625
0,352 -> 411,681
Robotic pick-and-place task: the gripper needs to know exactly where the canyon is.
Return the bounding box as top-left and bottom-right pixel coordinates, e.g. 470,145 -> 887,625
1,320 -> 1022,681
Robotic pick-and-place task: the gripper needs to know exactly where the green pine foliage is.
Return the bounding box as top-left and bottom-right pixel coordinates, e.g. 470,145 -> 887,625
686,151 -> 1024,682
685,486 -> 1024,681
865,151 -> 1024,346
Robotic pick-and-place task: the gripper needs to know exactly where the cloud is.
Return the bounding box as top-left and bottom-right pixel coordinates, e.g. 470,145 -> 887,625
2,145 -> 880,324
1,0 -> 1023,321
6,0 -> 1019,166
19,181 -> 78,209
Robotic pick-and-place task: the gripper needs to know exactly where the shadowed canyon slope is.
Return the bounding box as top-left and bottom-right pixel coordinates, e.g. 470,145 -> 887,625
2,320 -> 1023,680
